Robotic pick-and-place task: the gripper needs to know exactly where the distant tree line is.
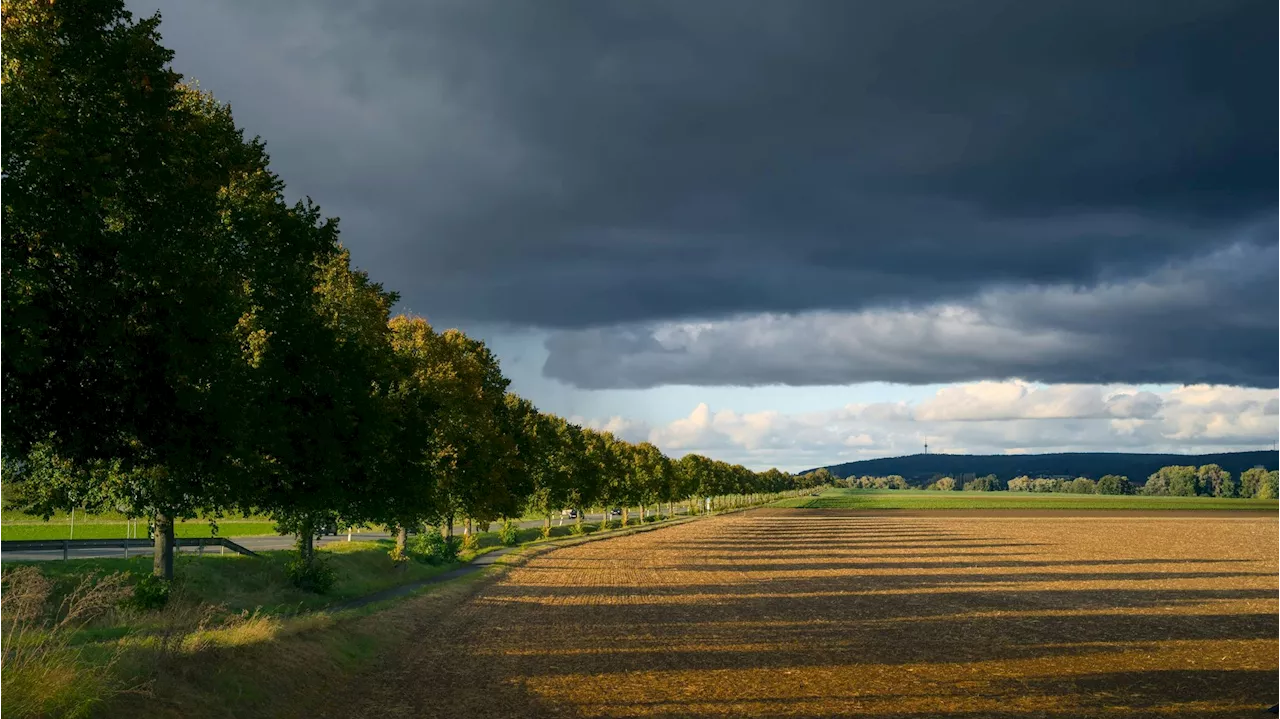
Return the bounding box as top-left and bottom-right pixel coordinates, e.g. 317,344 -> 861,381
0,2 -> 821,584
911,464 -> 1277,498
816,451 -> 1279,489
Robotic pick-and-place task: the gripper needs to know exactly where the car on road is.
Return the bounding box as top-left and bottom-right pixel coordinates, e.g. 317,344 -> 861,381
609,508 -> 622,517
562,509 -> 578,518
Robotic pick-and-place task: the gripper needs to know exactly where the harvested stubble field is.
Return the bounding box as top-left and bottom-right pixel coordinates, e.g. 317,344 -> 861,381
323,509 -> 1278,719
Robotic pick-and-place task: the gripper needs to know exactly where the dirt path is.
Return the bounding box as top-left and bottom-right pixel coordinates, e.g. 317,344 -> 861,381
323,511 -> 1278,718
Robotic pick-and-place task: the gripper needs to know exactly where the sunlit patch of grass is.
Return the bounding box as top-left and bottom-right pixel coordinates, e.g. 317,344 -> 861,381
105,570 -> 496,719
1,520 -> 280,541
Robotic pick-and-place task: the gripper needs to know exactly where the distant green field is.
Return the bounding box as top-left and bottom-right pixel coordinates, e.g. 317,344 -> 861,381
773,488 -> 1280,511
0,520 -> 279,541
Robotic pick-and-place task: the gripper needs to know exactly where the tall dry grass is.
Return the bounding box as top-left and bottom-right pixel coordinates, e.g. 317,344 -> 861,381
1,566 -> 133,718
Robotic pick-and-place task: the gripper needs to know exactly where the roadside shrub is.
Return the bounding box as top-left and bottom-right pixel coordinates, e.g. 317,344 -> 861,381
539,523 -> 553,539
411,527 -> 445,559
569,522 -> 587,536
130,574 -> 171,611
498,520 -> 520,546
285,557 -> 337,594
388,545 -> 410,565
929,477 -> 956,491
411,528 -> 461,564
460,532 -> 479,552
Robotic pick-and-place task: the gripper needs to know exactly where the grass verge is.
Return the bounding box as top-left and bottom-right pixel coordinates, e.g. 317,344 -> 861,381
0,511 -> 705,718
1,521 -> 281,541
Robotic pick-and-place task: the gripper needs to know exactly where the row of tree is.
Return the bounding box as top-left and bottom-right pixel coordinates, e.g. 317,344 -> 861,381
916,464 -> 1278,498
0,1 -> 821,582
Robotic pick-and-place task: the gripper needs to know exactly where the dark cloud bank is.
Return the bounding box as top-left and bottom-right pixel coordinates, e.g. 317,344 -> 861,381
142,0 -> 1277,388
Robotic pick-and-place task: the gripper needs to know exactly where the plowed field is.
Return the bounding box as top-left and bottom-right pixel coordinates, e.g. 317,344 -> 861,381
330,510 -> 1278,718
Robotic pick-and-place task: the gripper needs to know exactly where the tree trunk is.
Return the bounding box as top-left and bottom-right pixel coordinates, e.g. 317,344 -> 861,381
153,512 -> 175,580
621,507 -> 629,526
543,515 -> 551,534
445,512 -> 455,539
297,516 -> 315,565
396,525 -> 408,553
576,508 -> 583,531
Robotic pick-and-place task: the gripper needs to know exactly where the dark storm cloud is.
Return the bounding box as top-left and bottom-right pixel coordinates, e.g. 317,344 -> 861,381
135,0 -> 1277,387
542,239 -> 1279,389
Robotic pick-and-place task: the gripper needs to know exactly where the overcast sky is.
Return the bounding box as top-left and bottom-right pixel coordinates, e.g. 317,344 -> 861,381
129,0 -> 1277,471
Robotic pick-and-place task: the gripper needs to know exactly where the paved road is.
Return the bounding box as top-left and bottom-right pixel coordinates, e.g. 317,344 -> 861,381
0,508 -> 688,562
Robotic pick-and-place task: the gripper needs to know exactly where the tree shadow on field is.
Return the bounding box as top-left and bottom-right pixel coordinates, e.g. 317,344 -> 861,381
445,514 -> 1278,718
560,670 -> 1276,719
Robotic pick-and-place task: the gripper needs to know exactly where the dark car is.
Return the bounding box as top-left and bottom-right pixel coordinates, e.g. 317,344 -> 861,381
609,508 -> 622,517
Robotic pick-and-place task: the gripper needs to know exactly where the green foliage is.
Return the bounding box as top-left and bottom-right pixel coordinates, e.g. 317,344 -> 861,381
285,556 -> 337,594
962,474 -> 1004,491
129,574 -> 171,611
388,545 -> 410,565
1239,467 -> 1271,499
1257,472 -> 1279,500
842,474 -> 911,490
1095,475 -> 1131,495
569,522 -> 587,536
1198,464 -> 1236,497
20,0 -> 1244,596
1146,465 -> 1199,496
498,519 -> 520,546
929,477 -> 957,491
410,528 -> 460,564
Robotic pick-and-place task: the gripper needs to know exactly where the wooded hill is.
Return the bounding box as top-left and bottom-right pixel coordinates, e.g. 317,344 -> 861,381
810,451 -> 1279,487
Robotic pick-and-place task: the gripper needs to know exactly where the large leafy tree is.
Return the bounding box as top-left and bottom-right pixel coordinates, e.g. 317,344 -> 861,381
409,327 -> 512,537
246,245 -> 399,565
378,316 -> 444,554
1144,465 -> 1198,496
581,430 -> 623,530
493,394 -> 540,519
1094,474 -> 1131,495
1197,464 -> 1236,498
562,425 -> 603,529
1240,467 -> 1272,499
527,414 -> 588,532
632,442 -> 674,520
2,1 -> 295,577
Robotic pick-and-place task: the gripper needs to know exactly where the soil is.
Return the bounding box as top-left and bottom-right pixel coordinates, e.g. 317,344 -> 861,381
323,509 -> 1279,718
